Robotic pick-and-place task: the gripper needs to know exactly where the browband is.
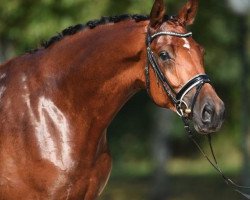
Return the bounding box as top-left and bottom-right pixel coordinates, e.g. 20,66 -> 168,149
146,30 -> 211,117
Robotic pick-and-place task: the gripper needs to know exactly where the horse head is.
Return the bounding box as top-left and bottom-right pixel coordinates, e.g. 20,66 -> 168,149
146,0 -> 225,134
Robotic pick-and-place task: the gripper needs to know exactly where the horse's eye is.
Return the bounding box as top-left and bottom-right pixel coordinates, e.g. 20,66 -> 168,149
159,51 -> 171,61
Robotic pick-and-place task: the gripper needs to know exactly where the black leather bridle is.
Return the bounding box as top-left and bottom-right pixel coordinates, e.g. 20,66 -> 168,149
145,29 -> 250,199
145,30 -> 210,117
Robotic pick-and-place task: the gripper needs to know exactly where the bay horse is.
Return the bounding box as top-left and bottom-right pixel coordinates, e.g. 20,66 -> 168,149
0,0 -> 225,199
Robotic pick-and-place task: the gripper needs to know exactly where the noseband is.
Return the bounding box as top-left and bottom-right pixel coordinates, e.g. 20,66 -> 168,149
145,30 -> 210,117
145,30 -> 250,199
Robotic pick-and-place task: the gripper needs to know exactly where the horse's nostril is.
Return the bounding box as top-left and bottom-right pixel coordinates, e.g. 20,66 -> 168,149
202,104 -> 214,124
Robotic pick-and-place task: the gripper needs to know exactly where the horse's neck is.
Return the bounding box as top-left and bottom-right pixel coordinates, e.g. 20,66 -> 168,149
44,20 -> 148,128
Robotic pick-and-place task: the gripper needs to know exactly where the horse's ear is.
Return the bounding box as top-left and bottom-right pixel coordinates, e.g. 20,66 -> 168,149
178,0 -> 198,26
149,0 -> 166,30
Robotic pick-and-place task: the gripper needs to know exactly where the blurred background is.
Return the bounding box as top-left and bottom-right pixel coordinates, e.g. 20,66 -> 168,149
0,0 -> 249,199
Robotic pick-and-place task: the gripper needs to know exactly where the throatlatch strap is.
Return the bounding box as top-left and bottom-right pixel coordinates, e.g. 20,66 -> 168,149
146,27 -> 250,200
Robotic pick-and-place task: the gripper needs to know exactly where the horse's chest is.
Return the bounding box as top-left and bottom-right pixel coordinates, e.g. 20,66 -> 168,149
0,87 -> 112,199
0,150 -> 112,200
47,150 -> 112,200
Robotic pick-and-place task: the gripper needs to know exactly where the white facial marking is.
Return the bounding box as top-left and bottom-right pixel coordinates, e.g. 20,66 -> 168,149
182,38 -> 190,49
0,73 -> 6,80
21,75 -> 27,82
158,36 -> 165,44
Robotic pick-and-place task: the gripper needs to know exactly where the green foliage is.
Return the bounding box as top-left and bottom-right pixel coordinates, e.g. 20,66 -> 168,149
0,0 -> 110,52
0,0 -> 249,183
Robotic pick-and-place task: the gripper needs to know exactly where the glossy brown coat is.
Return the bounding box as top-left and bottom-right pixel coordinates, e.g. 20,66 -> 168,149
0,0 -> 224,199
0,19 -> 148,199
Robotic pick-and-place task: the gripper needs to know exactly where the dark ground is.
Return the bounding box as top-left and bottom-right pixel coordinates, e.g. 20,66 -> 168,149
100,175 -> 242,200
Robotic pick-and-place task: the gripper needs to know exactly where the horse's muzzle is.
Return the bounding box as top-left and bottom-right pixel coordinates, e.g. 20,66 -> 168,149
193,97 -> 225,134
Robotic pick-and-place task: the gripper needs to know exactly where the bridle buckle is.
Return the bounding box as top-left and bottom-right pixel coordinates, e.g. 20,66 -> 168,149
146,30 -> 211,117
176,100 -> 192,117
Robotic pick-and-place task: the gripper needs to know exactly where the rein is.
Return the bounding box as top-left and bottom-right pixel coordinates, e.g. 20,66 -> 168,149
183,117 -> 250,199
145,29 -> 250,199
